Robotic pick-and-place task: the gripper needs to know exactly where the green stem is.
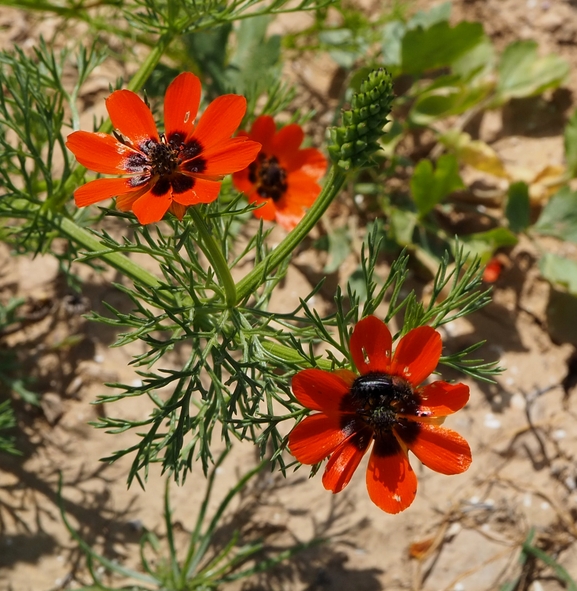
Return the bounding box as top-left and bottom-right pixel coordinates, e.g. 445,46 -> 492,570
261,341 -> 333,370
189,208 -> 237,307
235,165 -> 347,303
10,200 -> 161,290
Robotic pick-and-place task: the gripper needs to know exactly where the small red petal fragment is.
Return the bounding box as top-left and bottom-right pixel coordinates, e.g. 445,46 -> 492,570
483,258 -> 503,283
366,433 -> 417,514
193,94 -> 247,149
164,72 -> 201,140
66,131 -> 138,174
74,177 -> 136,207
416,381 -> 470,417
288,414 -> 353,465
390,326 -> 441,387
106,89 -> 159,145
291,369 -> 352,414
402,422 -> 472,475
350,316 -> 393,374
408,536 -> 437,560
322,427 -> 372,493
132,191 -> 172,225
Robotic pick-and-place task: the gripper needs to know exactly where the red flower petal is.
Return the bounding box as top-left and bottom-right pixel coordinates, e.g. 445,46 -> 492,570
288,413 -> 356,465
248,194 -> 277,221
169,201 -> 187,221
297,148 -> 328,179
74,177 -> 137,207
164,72 -> 201,141
171,178 -> 221,206
322,427 -> 373,493
415,381 -> 470,417
106,89 -> 159,146
390,326 -> 442,387
117,190 -> 142,212
349,316 -> 393,375
132,191 -> 172,224
271,123 -> 304,165
291,369 -> 353,414
232,167 -> 255,196
193,94 -> 247,150
66,131 -> 139,174
366,432 -> 417,513
397,422 -> 471,475
283,170 -> 322,207
200,137 -> 261,176
247,115 -> 275,154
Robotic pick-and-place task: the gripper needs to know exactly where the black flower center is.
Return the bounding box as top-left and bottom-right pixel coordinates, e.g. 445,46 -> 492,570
249,154 -> 287,202
349,372 -> 419,434
141,138 -> 180,177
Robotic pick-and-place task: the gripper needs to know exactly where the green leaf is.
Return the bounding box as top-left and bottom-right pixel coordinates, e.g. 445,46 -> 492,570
540,252 -> 577,295
459,228 -> 518,264
452,37 -> 495,78
564,108 -> 577,178
534,186 -> 577,243
381,20 -> 405,67
324,227 -> 351,273
410,154 -> 464,216
226,15 -> 281,95
401,21 -> 485,76
505,182 -> 530,233
410,77 -> 490,125
389,208 -> 417,246
494,40 -> 569,105
407,2 -> 452,29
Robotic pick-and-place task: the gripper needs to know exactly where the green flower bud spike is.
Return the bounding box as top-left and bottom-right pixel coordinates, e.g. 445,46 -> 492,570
328,68 -> 394,172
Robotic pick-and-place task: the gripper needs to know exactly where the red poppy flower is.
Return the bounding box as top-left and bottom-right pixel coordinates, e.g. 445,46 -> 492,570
66,72 -> 261,225
232,115 -> 327,230
288,316 -> 472,514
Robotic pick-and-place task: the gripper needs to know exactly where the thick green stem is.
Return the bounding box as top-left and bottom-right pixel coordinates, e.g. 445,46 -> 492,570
234,165 -> 347,303
189,208 -> 237,307
9,200 -> 161,290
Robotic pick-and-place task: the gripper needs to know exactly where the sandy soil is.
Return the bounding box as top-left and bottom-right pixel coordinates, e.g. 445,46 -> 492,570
2,1 -> 577,590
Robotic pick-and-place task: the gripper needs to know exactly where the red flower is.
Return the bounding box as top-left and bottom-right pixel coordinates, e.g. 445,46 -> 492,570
232,115 -> 327,230
66,73 -> 261,225
288,316 -> 471,514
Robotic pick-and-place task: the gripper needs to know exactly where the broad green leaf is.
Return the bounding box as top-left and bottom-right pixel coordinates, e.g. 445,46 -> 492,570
534,186 -> 577,243
389,208 -> 417,246
494,40 -> 569,105
452,37 -> 495,78
410,154 -> 464,216
540,252 -> 577,295
324,227 -> 351,273
445,133 -> 508,178
183,24 -> 232,96
410,79 -> 490,125
381,20 -> 405,67
226,16 -> 281,95
459,228 -> 518,264
407,2 -> 451,29
506,182 -> 530,233
542,268 -> 577,366
564,108 -> 577,178
401,21 -> 485,76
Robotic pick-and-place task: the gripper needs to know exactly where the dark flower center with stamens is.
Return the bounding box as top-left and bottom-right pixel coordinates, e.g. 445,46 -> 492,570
349,372 -> 419,433
123,134 -> 208,196
141,139 -> 180,177
249,154 -> 287,202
